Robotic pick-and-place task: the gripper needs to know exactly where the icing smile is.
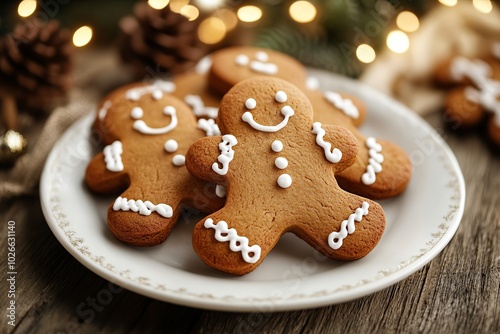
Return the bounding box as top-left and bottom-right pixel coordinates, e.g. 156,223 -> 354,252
242,96 -> 294,133
131,105 -> 178,135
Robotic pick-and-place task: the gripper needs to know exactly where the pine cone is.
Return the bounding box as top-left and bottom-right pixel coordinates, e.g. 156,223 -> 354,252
0,19 -> 73,112
119,2 -> 208,78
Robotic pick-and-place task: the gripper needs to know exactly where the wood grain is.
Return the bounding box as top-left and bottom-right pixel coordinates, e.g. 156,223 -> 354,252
1,57 -> 499,333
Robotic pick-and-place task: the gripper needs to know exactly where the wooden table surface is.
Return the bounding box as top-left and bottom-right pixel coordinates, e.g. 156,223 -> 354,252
1,50 -> 499,334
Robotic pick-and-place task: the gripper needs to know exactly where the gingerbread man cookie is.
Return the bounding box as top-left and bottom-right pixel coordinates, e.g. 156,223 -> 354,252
434,45 -> 500,146
208,46 -> 308,97
305,85 -> 412,199
86,81 -> 224,246
185,77 -> 386,275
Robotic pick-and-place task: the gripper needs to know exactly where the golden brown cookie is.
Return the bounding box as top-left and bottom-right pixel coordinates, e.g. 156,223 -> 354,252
434,50 -> 500,146
185,77 -> 386,275
86,81 -> 224,247
306,89 -> 412,199
208,46 -> 308,96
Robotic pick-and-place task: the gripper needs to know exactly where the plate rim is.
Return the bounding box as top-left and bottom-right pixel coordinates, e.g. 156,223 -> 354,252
40,73 -> 466,312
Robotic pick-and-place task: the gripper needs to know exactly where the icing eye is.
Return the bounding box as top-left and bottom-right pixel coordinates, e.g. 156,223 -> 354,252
235,54 -> 249,66
255,51 -> 269,62
130,107 -> 143,119
275,91 -> 287,103
245,98 -> 257,110
163,106 -> 176,115
152,90 -> 163,100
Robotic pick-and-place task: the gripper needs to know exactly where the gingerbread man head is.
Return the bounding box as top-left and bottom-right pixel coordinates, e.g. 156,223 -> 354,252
86,81 -> 224,247
185,77 -> 386,275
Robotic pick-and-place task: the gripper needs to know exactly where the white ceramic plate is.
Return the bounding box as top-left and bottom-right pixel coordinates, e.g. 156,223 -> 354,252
40,72 -> 465,312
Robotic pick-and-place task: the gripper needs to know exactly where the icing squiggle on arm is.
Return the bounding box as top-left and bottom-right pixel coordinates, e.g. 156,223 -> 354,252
184,95 -> 219,119
198,118 -> 221,136
361,137 -> 384,185
328,202 -> 369,250
311,122 -> 342,163
212,135 -> 238,175
323,91 -> 359,120
103,141 -> 124,172
113,197 -> 173,218
204,218 -> 261,263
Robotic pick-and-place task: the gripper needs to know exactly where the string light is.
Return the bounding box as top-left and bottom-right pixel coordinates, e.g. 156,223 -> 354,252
289,1 -> 317,23
386,30 -> 410,54
18,0 -> 37,18
180,5 -> 199,21
169,0 -> 189,13
213,8 -> 238,31
147,0 -> 170,10
396,11 -> 419,32
356,44 -> 376,64
237,5 -> 263,23
73,26 -> 93,47
473,0 -> 493,13
198,17 -> 226,44
438,0 -> 457,6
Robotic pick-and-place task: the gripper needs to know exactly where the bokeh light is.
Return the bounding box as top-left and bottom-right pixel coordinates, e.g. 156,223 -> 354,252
73,26 -> 93,47
147,0 -> 170,10
438,0 -> 457,6
214,8 -> 238,31
237,5 -> 263,23
289,1 -> 317,23
18,0 -> 37,18
180,5 -> 200,21
198,17 -> 226,44
387,30 -> 410,54
356,44 -> 376,64
194,0 -> 224,11
473,0 -> 493,13
396,11 -> 419,32
169,0 -> 189,13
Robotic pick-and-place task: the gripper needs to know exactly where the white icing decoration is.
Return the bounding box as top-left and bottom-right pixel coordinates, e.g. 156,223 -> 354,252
242,105 -> 294,132
245,98 -> 257,110
198,118 -> 221,137
235,54 -> 249,66
184,95 -> 219,119
113,197 -> 173,218
235,53 -> 278,75
271,140 -> 283,152
204,218 -> 261,264
98,100 -> 112,121
450,57 -> 500,127
172,154 -> 185,166
103,141 -> 124,172
311,122 -> 342,163
323,91 -> 359,119
306,77 -> 320,91
275,157 -> 288,169
250,61 -> 278,75
361,137 -> 384,185
130,107 -> 144,120
328,202 -> 370,250
277,174 -> 292,188
255,51 -> 269,62
275,91 -> 287,103
164,139 -> 178,153
215,185 -> 226,198
196,55 -> 212,74
125,80 -> 175,101
133,106 -> 178,135
212,135 -> 238,175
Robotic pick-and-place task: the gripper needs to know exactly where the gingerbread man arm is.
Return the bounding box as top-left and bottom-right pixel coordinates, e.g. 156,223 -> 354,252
85,152 -> 129,195
316,123 -> 359,173
185,135 -> 232,185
